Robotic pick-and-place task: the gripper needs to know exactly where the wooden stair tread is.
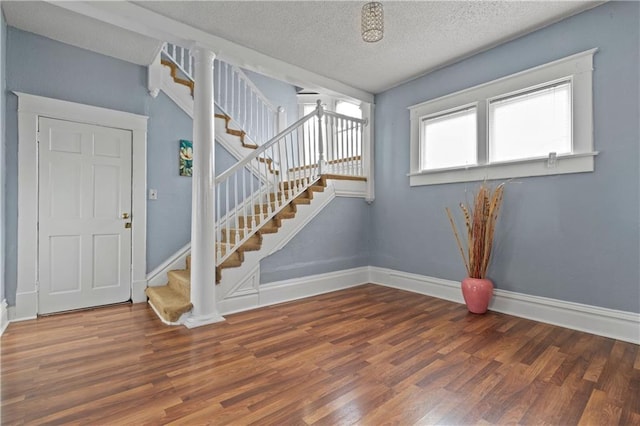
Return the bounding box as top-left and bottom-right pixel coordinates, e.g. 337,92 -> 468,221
323,174 -> 367,182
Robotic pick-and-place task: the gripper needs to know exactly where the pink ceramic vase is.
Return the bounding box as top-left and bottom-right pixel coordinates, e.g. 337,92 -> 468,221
461,278 -> 494,314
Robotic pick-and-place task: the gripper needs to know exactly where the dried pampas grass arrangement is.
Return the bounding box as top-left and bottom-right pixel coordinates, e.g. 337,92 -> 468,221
446,182 -> 505,279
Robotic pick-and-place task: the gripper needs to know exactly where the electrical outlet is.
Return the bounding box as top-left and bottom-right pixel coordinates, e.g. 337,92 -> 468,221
149,189 -> 158,200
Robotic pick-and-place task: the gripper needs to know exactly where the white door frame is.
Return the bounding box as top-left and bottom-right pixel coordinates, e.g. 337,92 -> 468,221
13,92 -> 148,320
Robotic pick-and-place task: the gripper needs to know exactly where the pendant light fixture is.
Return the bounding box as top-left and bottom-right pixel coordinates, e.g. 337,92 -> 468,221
362,2 -> 384,43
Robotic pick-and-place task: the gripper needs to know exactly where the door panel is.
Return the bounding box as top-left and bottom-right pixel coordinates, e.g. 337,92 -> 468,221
93,164 -> 121,218
38,117 -> 133,314
92,234 -> 120,289
48,235 -> 81,294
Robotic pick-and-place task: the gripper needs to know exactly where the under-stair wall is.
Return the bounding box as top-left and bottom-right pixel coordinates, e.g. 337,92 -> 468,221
260,197 -> 371,283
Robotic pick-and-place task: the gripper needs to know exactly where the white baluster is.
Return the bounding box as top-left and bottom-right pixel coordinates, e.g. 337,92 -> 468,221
249,164 -> 256,229
317,103 -> 325,176
359,123 -> 364,176
183,48 -> 188,75
300,122 -> 306,185
216,183 -> 221,256
249,93 -> 253,143
346,120 -> 350,175
222,181 -> 228,258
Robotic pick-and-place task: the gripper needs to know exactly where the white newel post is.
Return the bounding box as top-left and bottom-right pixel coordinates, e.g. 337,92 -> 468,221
185,45 -> 225,328
277,106 -> 287,134
316,100 -> 325,175
362,102 -> 375,203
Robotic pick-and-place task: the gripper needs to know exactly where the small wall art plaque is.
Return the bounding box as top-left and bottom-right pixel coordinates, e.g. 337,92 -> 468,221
179,139 -> 193,177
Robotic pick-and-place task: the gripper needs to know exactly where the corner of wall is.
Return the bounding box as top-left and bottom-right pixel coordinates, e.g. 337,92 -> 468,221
1,7 -> 7,307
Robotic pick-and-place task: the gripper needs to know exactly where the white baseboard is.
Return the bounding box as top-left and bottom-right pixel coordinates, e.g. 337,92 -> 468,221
8,291 -> 37,322
146,243 -> 191,287
259,267 -> 369,309
219,293 -> 260,316
369,266 -> 640,345
369,267 -> 463,304
217,267 -> 369,317
131,279 -> 148,303
1,299 -> 9,335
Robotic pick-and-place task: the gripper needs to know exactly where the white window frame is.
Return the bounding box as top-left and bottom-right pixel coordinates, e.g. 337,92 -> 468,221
408,49 -> 598,186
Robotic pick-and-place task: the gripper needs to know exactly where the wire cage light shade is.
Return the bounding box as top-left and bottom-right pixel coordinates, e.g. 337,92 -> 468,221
362,2 -> 384,43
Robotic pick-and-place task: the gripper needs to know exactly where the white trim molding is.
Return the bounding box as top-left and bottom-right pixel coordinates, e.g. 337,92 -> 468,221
146,243 -> 191,288
369,266 -> 640,345
256,267 -> 370,313
408,48 -> 598,186
13,92 -> 148,320
1,299 -> 9,335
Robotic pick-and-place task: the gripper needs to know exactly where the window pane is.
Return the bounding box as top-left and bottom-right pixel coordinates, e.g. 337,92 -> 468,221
336,101 -> 362,119
489,81 -> 571,162
421,107 -> 477,170
303,104 -> 316,116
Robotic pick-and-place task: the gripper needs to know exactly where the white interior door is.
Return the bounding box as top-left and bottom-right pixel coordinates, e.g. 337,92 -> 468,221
38,117 -> 133,314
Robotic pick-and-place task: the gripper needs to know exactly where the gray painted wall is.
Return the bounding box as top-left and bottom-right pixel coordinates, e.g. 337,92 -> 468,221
371,1 -> 640,313
242,69 -> 299,126
260,197 -> 370,283
1,11 -> 6,303
5,2 -> 636,315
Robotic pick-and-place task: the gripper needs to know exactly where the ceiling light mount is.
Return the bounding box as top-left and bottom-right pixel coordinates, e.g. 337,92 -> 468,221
362,2 -> 384,43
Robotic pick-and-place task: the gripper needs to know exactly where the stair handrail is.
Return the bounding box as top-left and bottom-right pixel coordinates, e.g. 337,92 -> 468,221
216,109 -> 317,184
162,42 -> 280,145
215,103 -> 326,265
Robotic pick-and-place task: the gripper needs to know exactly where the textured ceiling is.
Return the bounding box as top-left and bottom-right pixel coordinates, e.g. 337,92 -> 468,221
3,1 -> 602,94
135,1 -> 602,93
2,1 -> 162,66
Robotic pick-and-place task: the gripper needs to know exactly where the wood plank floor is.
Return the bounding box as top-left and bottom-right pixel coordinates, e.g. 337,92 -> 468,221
1,284 -> 638,425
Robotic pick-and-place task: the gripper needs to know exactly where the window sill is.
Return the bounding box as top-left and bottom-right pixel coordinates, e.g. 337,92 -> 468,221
408,152 -> 598,186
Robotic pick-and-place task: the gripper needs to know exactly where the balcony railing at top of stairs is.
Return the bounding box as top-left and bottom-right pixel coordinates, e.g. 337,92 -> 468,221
215,101 -> 368,265
162,43 -> 281,147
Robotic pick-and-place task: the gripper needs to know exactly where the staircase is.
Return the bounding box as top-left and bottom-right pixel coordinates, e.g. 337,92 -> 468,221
145,43 -> 368,324
146,176 -> 328,323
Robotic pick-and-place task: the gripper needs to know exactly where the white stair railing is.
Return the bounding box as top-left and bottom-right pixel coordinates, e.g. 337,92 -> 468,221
162,43 -> 195,82
317,110 -> 367,178
214,101 -> 368,265
215,103 -> 322,265
162,43 -> 279,145
215,61 -> 279,146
